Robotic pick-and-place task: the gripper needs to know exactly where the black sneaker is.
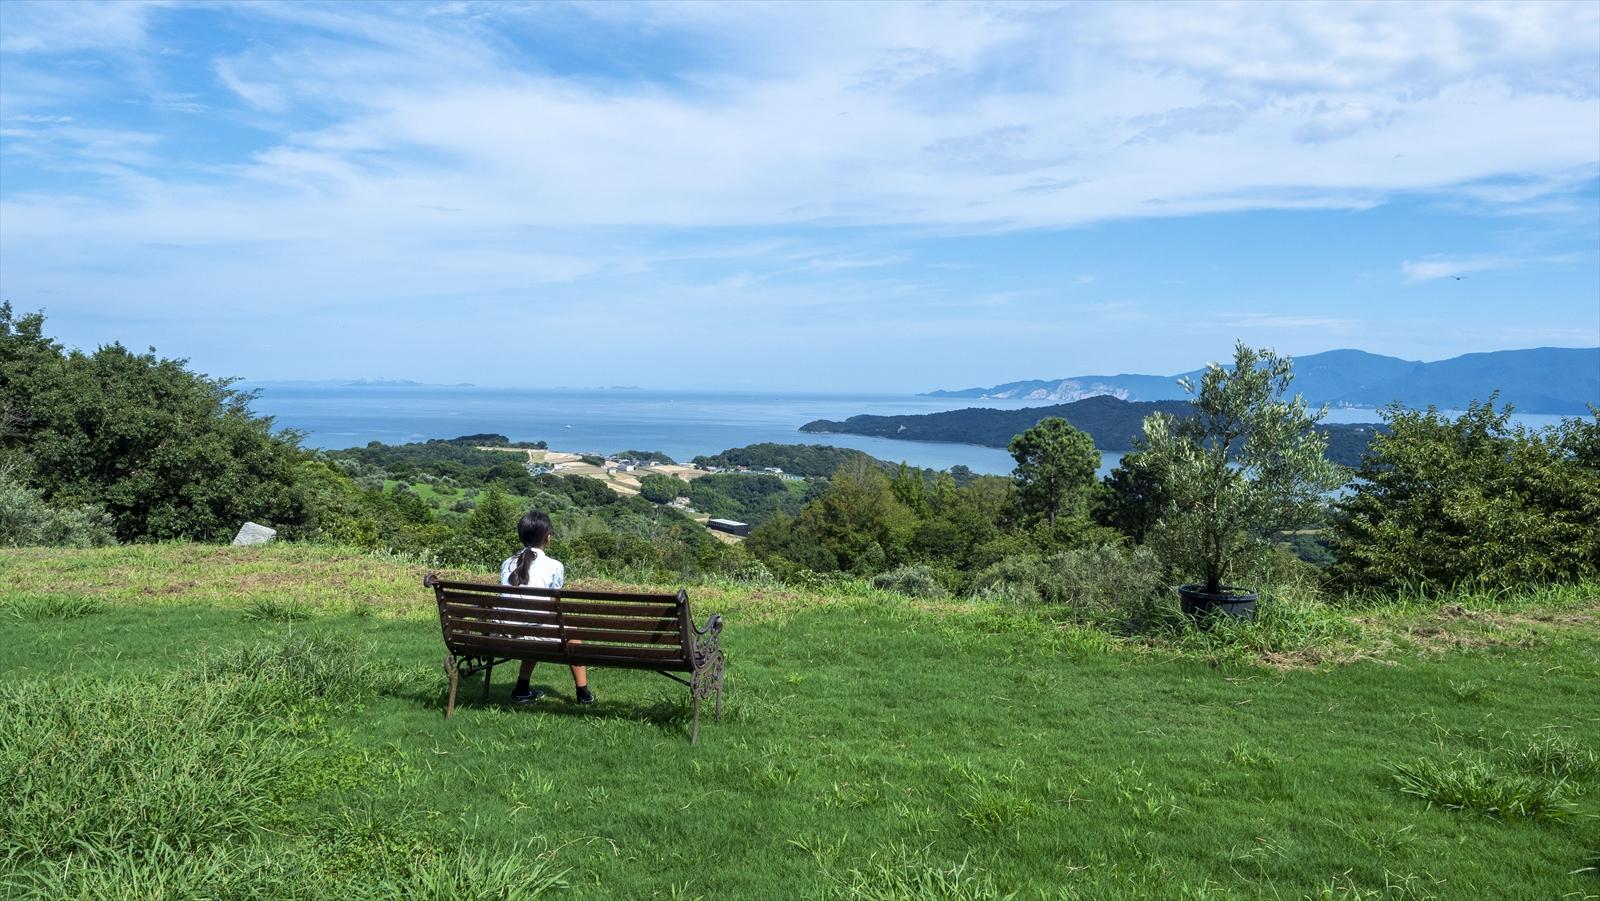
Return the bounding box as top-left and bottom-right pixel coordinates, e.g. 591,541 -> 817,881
575,686 -> 596,706
511,686 -> 545,704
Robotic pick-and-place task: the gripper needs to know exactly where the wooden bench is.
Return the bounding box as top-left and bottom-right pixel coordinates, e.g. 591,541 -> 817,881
424,573 -> 726,743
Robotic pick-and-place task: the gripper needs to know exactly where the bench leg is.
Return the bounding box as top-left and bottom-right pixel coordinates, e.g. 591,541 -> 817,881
482,660 -> 494,698
445,654 -> 460,719
715,663 -> 724,723
691,689 -> 701,746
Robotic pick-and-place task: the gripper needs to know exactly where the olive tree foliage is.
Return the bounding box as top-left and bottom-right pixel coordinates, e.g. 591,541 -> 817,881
1331,400 -> 1600,593
1007,417 -> 1099,527
1133,343 -> 1344,594
0,304 -> 309,542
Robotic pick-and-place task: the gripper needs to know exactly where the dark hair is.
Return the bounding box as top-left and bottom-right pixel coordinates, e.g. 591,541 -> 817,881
509,510 -> 553,587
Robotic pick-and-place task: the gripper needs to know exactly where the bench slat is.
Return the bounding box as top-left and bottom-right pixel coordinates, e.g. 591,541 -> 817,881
442,618 -> 560,640
445,620 -> 684,645
448,630 -> 685,658
445,631 -> 690,666
440,603 -> 680,634
546,613 -> 682,633
438,592 -> 679,618
432,581 -> 677,602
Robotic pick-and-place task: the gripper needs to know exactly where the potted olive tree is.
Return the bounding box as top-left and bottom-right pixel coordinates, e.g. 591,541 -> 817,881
1133,342 -> 1343,620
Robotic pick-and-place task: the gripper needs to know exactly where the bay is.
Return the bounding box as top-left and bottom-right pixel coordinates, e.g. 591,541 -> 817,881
247,385 -> 1065,476
247,385 -> 1572,479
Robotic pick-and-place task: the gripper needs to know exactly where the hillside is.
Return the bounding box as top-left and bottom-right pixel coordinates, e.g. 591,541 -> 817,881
2,543 -> 1597,898
802,395 -> 1384,465
928,347 -> 1600,414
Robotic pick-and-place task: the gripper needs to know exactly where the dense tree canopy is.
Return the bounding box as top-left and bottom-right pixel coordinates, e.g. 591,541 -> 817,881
1,305 -> 309,542
1008,417 -> 1099,527
1331,400 -> 1600,592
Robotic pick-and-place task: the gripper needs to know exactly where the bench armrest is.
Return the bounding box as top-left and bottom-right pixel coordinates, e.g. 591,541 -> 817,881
693,612 -> 723,637
691,612 -> 724,664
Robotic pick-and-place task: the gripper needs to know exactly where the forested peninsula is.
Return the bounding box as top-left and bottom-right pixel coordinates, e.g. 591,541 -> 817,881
801,395 -> 1383,466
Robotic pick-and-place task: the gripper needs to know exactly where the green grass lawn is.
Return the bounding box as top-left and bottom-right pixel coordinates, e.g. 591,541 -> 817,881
2,545 -> 1597,899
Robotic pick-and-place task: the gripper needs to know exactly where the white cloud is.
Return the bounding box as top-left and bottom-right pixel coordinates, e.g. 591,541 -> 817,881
0,0 -> 164,54
1400,253 -> 1578,282
1,0 -> 1596,337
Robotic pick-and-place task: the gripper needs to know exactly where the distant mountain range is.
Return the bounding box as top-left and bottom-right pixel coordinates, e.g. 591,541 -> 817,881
924,347 -> 1600,415
801,395 -> 1384,466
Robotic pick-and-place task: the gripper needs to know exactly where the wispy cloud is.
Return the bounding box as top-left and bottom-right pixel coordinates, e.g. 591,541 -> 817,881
1401,253 -> 1578,282
0,1 -> 1595,388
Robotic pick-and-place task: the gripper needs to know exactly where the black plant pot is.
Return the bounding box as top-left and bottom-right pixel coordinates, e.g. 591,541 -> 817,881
1178,585 -> 1258,622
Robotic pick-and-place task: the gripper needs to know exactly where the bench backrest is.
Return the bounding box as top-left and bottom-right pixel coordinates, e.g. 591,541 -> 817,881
427,575 -> 694,672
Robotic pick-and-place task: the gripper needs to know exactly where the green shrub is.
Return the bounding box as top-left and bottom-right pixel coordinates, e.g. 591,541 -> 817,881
1332,401 -> 1600,593
871,564 -> 949,599
0,469 -> 116,548
1,305 -> 309,542
968,554 -> 1050,603
638,472 -> 690,503
1038,544 -> 1165,623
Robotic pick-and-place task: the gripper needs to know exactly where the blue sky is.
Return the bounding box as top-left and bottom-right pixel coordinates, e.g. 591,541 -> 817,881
2,1 -> 1597,392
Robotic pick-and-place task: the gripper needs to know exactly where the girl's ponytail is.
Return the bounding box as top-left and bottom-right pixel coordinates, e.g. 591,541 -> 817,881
511,510 -> 553,586
509,546 -> 538,586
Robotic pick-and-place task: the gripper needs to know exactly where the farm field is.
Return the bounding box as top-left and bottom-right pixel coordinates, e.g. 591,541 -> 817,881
2,544 -> 1597,899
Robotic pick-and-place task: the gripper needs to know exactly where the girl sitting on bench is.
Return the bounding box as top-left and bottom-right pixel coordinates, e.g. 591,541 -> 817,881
502,509 -> 595,706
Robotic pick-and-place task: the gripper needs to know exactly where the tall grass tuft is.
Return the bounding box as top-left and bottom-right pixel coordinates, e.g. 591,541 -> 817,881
831,844 -> 1013,901
199,633 -> 398,708
242,595 -> 312,622
0,676 -> 295,865
380,842 -> 570,899
1389,756 -> 1574,821
2,592 -> 104,620
1510,736 -> 1599,781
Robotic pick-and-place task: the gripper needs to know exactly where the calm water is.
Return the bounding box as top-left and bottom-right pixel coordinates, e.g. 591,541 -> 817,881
247,384 -> 1572,478
247,385 -> 1070,476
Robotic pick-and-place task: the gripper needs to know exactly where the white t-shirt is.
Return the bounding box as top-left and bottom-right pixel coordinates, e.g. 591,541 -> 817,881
500,549 -> 565,590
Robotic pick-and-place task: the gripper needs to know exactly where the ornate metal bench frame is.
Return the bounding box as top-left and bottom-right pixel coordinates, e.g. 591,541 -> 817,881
426,574 -> 726,744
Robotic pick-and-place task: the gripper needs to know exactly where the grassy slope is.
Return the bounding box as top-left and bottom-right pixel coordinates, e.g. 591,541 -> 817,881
2,544 -> 1598,899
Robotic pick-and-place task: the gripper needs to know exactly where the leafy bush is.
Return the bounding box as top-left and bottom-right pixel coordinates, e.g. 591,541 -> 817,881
871,564 -> 949,599
1038,544 -> 1165,618
969,554 -> 1051,603
0,469 -> 115,548
1332,400 -> 1600,593
1,305 -> 309,542
638,472 -> 690,503
433,484 -> 520,569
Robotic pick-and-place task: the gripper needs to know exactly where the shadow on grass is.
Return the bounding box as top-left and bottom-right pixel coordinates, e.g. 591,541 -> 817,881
392,677 -> 704,741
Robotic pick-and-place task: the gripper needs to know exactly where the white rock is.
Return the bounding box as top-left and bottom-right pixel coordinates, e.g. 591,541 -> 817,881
232,522 -> 277,546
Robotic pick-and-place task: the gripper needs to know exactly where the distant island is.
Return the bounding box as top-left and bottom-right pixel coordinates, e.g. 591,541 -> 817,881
802,395 -> 1384,467
924,347 -> 1600,415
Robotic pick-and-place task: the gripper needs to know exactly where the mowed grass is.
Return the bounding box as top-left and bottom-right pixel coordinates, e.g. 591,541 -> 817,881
2,545 -> 1598,899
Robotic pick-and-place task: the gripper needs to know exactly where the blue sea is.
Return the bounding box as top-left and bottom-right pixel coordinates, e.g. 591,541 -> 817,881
247,384 -> 1070,476
246,384 -> 1571,478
